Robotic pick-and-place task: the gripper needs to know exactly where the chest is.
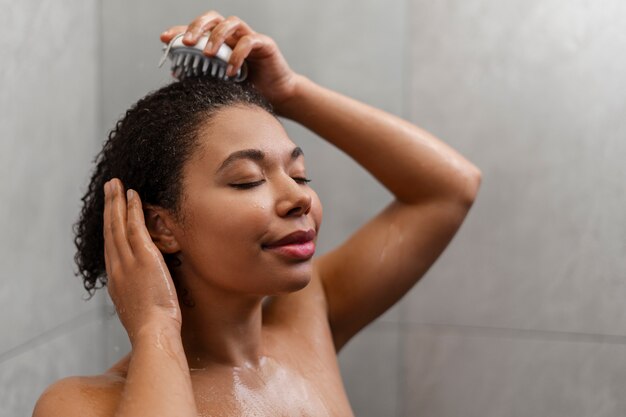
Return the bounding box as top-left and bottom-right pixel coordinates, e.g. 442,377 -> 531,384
190,355 -> 353,417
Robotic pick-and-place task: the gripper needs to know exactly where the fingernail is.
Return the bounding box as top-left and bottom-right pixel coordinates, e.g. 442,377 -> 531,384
184,32 -> 193,41
226,64 -> 234,76
127,189 -> 135,200
206,41 -> 213,53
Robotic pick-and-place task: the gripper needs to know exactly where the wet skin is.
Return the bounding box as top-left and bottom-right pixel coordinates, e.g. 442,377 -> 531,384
34,10 -> 481,417
51,106 -> 353,417
81,271 -> 354,417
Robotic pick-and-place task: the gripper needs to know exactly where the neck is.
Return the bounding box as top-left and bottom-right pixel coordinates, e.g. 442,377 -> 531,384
176,275 -> 265,369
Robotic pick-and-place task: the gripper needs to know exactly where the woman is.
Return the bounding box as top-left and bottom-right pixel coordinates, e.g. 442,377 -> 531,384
34,10 -> 481,417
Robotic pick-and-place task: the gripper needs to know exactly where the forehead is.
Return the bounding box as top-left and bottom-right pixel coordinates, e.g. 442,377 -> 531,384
194,105 -> 296,166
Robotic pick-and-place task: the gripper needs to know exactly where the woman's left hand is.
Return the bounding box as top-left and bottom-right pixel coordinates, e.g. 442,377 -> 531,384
160,11 -> 299,112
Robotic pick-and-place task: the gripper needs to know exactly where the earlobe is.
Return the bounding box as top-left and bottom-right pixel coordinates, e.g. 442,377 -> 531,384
144,206 -> 181,254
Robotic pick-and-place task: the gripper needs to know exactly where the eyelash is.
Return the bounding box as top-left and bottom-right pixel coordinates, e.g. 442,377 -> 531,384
230,177 -> 312,190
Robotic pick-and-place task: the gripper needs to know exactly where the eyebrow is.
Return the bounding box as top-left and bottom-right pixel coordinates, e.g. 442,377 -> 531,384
215,146 -> 304,174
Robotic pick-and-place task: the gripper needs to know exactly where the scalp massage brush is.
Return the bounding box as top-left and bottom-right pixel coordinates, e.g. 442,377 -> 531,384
158,33 -> 248,81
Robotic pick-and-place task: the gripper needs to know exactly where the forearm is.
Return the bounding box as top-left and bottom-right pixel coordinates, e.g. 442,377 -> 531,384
277,75 -> 481,205
115,323 -> 197,417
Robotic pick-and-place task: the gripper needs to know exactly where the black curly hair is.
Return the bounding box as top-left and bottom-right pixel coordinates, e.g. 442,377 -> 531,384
74,77 -> 273,296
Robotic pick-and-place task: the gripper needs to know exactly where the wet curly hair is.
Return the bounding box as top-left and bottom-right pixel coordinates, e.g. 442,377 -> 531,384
74,76 -> 273,296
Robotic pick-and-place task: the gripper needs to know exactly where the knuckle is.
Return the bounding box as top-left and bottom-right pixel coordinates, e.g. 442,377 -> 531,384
188,21 -> 201,32
213,24 -> 229,38
259,33 -> 275,44
107,260 -> 121,278
201,12 -> 223,25
109,219 -> 119,234
126,222 -> 137,237
240,34 -> 255,45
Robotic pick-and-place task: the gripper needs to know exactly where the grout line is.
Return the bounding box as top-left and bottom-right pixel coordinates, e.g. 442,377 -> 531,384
95,0 -> 104,143
0,306 -> 106,365
365,319 -> 626,346
397,0 -> 411,414
396,321 -> 626,346
396,315 -> 406,417
395,0 -> 414,417
94,0 -> 107,373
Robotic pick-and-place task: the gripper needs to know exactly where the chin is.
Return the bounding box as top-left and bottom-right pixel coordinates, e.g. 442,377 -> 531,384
271,268 -> 312,294
285,274 -> 312,292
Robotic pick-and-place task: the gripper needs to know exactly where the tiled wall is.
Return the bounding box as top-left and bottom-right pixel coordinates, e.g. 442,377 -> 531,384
5,0 -> 625,416
0,1 -> 105,415
401,1 -> 626,415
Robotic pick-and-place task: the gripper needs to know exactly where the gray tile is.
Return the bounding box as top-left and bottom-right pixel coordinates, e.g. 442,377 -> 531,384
339,323 -> 401,417
0,0 -> 101,352
403,0 -> 626,335
378,299 -> 404,324
402,325 -> 626,417
0,317 -> 105,417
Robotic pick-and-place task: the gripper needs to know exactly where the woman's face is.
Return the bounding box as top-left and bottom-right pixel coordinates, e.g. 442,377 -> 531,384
172,105 -> 323,296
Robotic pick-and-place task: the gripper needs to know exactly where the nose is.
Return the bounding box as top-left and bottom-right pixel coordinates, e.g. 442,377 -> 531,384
275,175 -> 312,217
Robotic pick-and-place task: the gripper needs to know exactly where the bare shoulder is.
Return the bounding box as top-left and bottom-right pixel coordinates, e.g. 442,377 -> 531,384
33,372 -> 125,417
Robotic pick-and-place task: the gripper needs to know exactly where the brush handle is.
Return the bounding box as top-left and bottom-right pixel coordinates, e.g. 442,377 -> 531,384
170,34 -> 234,63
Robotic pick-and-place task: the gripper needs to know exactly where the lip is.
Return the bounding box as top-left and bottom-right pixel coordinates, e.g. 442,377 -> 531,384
262,229 -> 316,260
263,229 -> 316,248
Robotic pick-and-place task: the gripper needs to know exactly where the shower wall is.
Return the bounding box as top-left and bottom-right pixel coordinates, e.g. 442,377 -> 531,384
4,0 -> 624,416
401,1 -> 626,415
0,0 -> 106,415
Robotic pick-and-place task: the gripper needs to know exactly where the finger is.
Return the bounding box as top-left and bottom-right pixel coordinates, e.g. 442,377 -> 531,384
184,11 -> 225,45
125,189 -> 157,256
226,34 -> 263,76
103,181 -> 120,269
205,16 -> 254,56
109,179 -> 133,263
160,25 -> 188,43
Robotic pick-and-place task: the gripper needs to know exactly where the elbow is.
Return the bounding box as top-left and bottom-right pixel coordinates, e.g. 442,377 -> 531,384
403,163 -> 482,208
456,164 -> 482,208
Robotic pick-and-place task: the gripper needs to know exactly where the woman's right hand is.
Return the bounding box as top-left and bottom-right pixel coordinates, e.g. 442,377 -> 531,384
103,179 -> 182,344
160,10 -> 299,112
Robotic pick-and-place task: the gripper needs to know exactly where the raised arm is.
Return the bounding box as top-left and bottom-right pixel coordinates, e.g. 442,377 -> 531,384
160,11 -> 481,352
279,76 -> 481,350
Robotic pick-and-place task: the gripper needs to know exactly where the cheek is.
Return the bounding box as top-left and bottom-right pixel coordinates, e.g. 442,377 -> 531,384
179,188 -> 322,266
182,194 -> 272,256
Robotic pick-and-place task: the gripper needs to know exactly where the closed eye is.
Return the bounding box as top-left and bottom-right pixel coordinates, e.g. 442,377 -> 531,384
293,177 -> 312,185
230,177 -> 312,190
230,180 -> 265,189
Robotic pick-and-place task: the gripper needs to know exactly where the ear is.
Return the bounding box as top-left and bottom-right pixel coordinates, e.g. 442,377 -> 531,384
144,206 -> 181,254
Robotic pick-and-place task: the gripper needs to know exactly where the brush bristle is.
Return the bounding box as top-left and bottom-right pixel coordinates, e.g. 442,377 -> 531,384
160,34 -> 247,82
168,50 -> 240,81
